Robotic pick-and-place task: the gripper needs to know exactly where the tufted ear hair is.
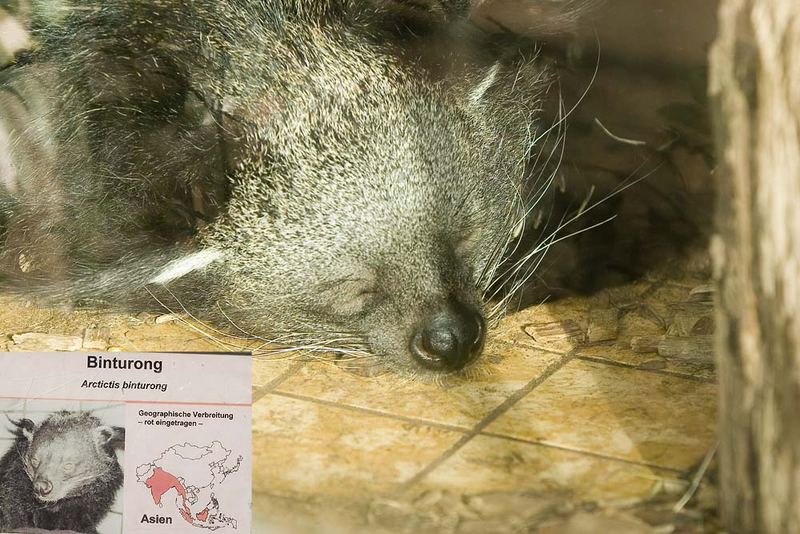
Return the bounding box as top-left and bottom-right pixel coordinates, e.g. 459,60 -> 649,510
376,0 -> 597,30
374,0 -> 472,22
465,48 -> 553,152
93,425 -> 126,453
472,0 -> 601,37
8,417 -> 36,441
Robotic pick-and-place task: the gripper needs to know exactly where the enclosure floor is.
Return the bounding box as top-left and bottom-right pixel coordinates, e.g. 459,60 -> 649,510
248,275 -> 718,533
0,273 -> 718,532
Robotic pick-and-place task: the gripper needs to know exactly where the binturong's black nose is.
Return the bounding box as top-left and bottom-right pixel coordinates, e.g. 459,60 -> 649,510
410,300 -> 485,371
34,478 -> 53,497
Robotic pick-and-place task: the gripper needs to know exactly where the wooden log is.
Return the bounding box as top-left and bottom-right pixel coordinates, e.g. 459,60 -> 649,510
709,0 -> 800,531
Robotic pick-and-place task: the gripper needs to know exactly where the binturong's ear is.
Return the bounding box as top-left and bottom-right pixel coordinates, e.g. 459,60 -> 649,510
471,0 -> 601,37
464,51 -> 553,159
375,0 -> 598,31
467,50 -> 551,106
10,417 -> 37,441
108,426 -> 126,450
374,0 -> 473,22
94,425 -> 126,453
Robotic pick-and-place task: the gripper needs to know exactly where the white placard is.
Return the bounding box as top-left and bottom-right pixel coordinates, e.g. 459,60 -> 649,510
0,352 -> 252,534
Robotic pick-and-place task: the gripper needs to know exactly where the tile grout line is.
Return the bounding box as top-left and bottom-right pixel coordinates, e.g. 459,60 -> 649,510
269,390 -> 473,434
252,361 -> 306,402
256,346 -> 573,429
492,339 -> 575,358
575,355 -> 716,384
478,431 -> 686,474
397,350 -> 576,494
249,338 -> 569,403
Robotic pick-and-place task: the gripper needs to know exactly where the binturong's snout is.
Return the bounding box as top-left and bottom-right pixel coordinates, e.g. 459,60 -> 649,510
33,477 -> 53,498
410,300 -> 485,372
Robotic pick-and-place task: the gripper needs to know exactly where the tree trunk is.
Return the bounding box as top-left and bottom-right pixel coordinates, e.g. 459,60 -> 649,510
709,0 -> 800,533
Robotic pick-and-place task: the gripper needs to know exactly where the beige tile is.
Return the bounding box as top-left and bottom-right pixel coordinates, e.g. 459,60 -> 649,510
251,354 -> 303,402
484,359 -> 717,470
537,510 -> 654,534
252,354 -> 301,389
252,394 -> 463,497
492,282 -> 706,354
108,322 -> 224,352
275,342 -> 564,429
253,492 -> 371,534
418,435 -> 677,502
0,296 -> 254,354
0,297 -> 108,339
576,343 -> 715,382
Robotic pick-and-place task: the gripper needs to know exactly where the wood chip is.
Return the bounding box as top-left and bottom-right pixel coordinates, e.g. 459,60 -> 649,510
11,332 -> 82,352
464,491 -> 560,520
523,320 -> 585,347
637,359 -> 668,370
691,316 -> 715,335
688,284 -> 714,303
666,303 -> 713,337
82,325 -> 110,351
630,336 -> 663,353
657,336 -> 714,362
587,308 -> 619,343
154,313 -> 183,324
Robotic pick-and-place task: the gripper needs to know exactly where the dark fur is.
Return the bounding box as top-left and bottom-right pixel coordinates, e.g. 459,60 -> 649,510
0,1 -> 574,373
0,411 -> 124,534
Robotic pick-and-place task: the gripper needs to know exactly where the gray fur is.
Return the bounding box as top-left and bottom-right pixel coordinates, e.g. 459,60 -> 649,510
0,0 -> 555,373
0,411 -> 124,534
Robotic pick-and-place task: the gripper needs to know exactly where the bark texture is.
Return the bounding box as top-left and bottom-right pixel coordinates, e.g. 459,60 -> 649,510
709,0 -> 800,532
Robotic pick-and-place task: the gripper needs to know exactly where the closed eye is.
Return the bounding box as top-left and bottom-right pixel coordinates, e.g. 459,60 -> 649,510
453,226 -> 483,257
321,276 -> 375,293
355,286 -> 377,297
320,274 -> 379,316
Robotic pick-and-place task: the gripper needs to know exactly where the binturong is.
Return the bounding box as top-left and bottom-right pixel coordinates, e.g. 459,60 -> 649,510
0,411 -> 125,533
0,1 -> 585,374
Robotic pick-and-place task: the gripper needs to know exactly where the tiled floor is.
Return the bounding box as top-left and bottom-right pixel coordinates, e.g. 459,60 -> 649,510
250,278 -> 718,532
0,276 -> 718,532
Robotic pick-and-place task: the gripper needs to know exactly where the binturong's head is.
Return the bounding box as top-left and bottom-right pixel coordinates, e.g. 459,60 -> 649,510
13,412 -> 124,503
150,2 -> 554,374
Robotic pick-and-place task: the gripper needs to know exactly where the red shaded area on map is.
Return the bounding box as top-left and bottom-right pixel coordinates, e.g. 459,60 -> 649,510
145,467 -> 195,525
145,467 -> 187,504
197,508 -> 209,522
179,506 -> 194,523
